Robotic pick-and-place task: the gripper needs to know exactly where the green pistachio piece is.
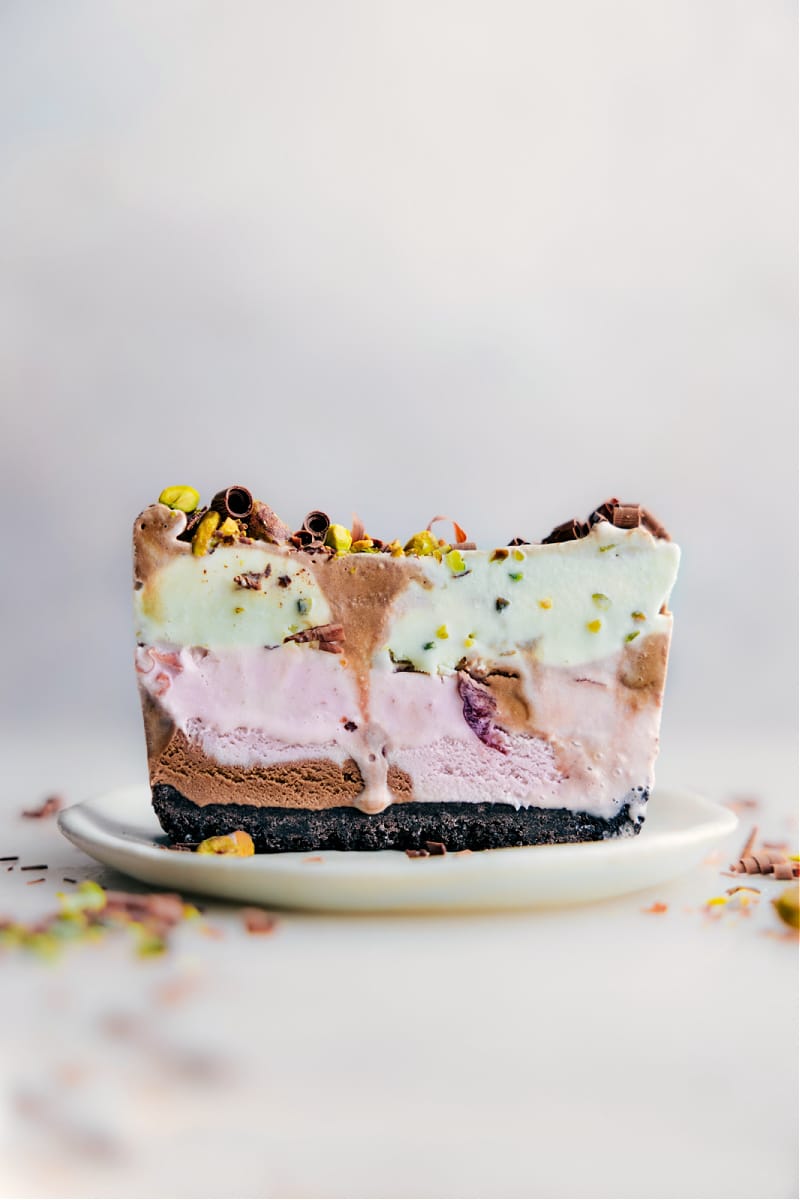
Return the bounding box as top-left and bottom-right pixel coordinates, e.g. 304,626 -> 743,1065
404,531 -> 438,556
158,485 -> 200,513
625,631 -> 640,643
772,885 -> 800,929
508,572 -> 523,582
297,597 -> 311,615
631,611 -> 646,622
325,524 -> 353,554
423,641 -> 435,650
192,510 -> 220,556
445,549 -> 466,574
592,593 -> 611,610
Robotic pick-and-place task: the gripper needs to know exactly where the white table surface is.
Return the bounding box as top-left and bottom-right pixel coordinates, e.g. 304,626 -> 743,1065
0,727 -> 796,1200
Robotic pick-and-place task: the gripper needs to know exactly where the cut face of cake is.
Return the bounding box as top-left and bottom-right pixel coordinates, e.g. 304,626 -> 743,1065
134,490 -> 680,851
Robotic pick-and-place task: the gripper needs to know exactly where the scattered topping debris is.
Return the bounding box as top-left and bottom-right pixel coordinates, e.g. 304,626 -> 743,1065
22,795 -> 63,820
233,565 -> 271,590
21,864 -> 48,872
284,623 -> 344,654
277,575 -> 291,588
0,856 -> 19,863
495,597 -> 510,612
25,878 -> 45,886
445,549 -> 467,575
343,720 -> 358,731
158,485 -> 200,513
249,499 -> 292,544
297,597 -> 312,615
423,641 -> 435,651
241,907 -> 277,934
196,831 -> 255,857
642,902 -> 668,914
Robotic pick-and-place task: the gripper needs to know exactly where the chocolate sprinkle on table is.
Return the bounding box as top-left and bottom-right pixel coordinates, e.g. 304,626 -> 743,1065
21,864 -> 48,871
0,856 -> 18,862
22,795 -> 63,819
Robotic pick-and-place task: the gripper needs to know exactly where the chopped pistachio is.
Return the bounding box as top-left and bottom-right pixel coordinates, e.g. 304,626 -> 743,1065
508,572 -> 523,582
598,544 -> 615,552
625,631 -> 640,643
325,524 -> 352,555
192,510 -> 220,556
436,624 -> 449,640
57,880 -> 106,916
196,830 -> 255,857
423,641 -> 435,651
386,540 -> 405,557
158,485 -> 200,513
538,598 -> 553,610
773,885 -> 800,929
351,538 -> 378,553
490,548 -> 509,562
404,531 -> 438,556
512,549 -> 525,561
217,516 -> 239,539
445,549 -> 466,574
592,593 -> 611,610
586,619 -> 602,633
234,606 -> 244,614
631,611 -> 646,622
463,636 -> 475,648
297,597 -> 311,615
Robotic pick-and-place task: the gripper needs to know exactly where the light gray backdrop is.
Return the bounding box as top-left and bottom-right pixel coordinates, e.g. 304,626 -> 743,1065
1,1 -> 796,764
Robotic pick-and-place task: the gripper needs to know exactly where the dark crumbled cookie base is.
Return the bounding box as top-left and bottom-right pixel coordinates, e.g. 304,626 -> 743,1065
152,784 -> 648,853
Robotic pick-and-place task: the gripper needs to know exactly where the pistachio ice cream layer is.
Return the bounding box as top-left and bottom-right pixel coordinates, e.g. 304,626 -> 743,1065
134,493 -> 679,840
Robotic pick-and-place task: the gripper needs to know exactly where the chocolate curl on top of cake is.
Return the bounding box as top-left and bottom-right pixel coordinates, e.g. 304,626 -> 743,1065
544,500 -> 671,544
302,511 -> 331,541
248,500 -> 292,544
541,517 -> 591,545
210,486 -> 254,521
284,623 -> 345,653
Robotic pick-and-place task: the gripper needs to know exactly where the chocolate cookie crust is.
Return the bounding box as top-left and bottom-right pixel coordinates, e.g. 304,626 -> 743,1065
152,784 -> 647,852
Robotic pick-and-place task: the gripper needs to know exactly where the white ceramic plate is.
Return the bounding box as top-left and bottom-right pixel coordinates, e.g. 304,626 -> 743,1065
57,786 -> 737,912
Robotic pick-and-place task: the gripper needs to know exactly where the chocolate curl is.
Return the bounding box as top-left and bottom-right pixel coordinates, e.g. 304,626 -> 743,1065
302,510 -> 331,540
22,795 -> 63,819
610,504 -> 642,529
249,500 -> 292,544
542,518 -> 590,545
588,498 -> 620,526
210,486 -> 254,521
177,506 -> 209,542
427,515 -> 468,545
507,536 -> 530,547
351,513 -> 366,544
641,507 -> 671,541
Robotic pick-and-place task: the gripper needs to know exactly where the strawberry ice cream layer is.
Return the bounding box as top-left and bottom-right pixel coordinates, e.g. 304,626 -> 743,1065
137,640 -> 664,821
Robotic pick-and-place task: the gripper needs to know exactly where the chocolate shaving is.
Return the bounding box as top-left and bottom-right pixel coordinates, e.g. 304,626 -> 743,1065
350,513 -> 366,544
457,674 -> 507,754
176,506 -> 209,542
302,511 -> 330,539
495,597 -> 510,611
542,518 -> 590,545
0,856 -> 19,862
284,623 -> 345,651
26,878 -> 45,885
277,575 -> 291,588
343,720 -> 358,732
22,795 -> 63,819
588,498 -> 620,526
405,848 -> 430,858
21,864 -> 48,871
427,515 -> 468,545
233,565 -> 271,590
453,541 -> 476,550
248,500 -> 292,545
62,877 -> 77,884
773,862 -> 798,880
490,548 -> 509,562
507,536 -> 530,546
210,486 -> 253,521
425,841 -> 447,856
